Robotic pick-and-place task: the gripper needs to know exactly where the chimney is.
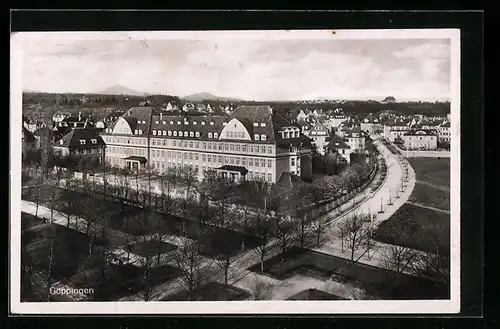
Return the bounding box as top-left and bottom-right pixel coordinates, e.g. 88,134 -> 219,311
78,111 -> 82,121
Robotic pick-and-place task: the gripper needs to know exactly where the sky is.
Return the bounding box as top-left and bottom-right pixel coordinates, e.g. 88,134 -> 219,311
20,34 -> 451,101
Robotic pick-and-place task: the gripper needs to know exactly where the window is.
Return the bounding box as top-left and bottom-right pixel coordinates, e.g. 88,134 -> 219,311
214,133 -> 218,139
249,145 -> 253,153
210,122 -> 214,125
224,144 -> 229,151
207,143 -> 212,150
134,129 -> 138,134
189,141 -> 193,148
91,139 -> 97,144
249,158 -> 253,166
267,146 -> 272,154
195,154 -> 199,160
184,141 -> 188,147
202,142 -> 206,149
152,140 -> 156,146
201,121 -> 206,125
162,130 -> 166,136
253,122 -> 258,127
230,144 -> 235,151
242,145 -> 247,152
260,159 -> 265,167
162,121 -> 166,125
254,134 -> 260,141
184,131 -> 188,137
229,131 -> 233,138
195,142 -> 199,148
224,157 -> 228,164
189,153 -> 193,160
170,121 -> 174,124
79,139 -> 86,145
173,140 -> 177,147
208,133 -> 213,138
183,153 -> 187,159
248,172 -> 253,180
236,144 -> 241,152
193,121 -> 197,125
261,134 -> 266,141
260,123 -> 266,127
173,131 -> 178,137
242,158 -> 246,166
208,155 -> 211,163
163,140 -> 166,146
139,130 -> 143,135
218,143 -> 223,150
291,158 -> 295,166
195,132 -> 200,137
153,130 -> 157,135
189,132 -> 194,137
218,155 -> 222,163
155,121 -> 159,124
235,157 -> 240,165
267,173 -> 272,182
177,121 -> 181,125
267,160 -> 272,168
202,154 -> 206,161
230,157 -> 235,164
261,146 -> 266,153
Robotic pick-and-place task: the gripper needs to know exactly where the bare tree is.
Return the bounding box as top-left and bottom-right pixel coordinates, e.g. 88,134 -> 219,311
273,209 -> 295,255
179,166 -> 198,217
293,214 -> 314,249
337,213 -> 372,262
253,215 -> 275,272
311,219 -> 328,247
173,236 -> 212,301
380,244 -> 419,275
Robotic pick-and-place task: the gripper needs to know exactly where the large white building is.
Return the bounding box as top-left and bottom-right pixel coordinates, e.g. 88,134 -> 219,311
101,106 -> 313,183
403,129 -> 438,150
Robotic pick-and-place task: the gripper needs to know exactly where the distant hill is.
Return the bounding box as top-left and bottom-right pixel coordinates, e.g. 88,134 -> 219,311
181,92 -> 242,102
98,84 -> 146,96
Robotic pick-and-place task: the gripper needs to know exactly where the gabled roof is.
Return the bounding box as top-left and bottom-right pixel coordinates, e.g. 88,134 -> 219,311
440,121 -> 450,128
404,129 -> 438,136
54,128 -> 105,148
275,171 -> 306,190
326,134 -> 351,150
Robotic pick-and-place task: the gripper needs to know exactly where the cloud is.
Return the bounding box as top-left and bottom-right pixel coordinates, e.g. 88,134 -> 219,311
21,36 -> 452,101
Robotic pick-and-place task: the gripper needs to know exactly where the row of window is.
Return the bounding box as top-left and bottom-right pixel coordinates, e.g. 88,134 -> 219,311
150,139 -> 274,154
77,139 -> 98,145
151,150 -> 274,168
69,148 -> 103,155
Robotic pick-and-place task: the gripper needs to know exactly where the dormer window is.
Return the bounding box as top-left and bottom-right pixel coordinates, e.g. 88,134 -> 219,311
153,130 -> 157,135
210,122 -> 214,126
223,122 -> 227,126
254,134 -> 260,141
201,121 -> 206,125
195,132 -> 200,137
173,131 -> 178,137
189,132 -> 194,137
285,132 -> 290,138
214,133 -> 218,138
261,135 -> 267,141
193,121 -> 197,125
139,130 -> 143,134
184,131 -> 188,137
79,139 -> 86,145
177,121 -> 181,125
155,121 -> 159,124
91,139 -> 97,144
170,121 -> 174,124
59,140 -> 63,145
168,131 -> 172,136
163,130 -> 167,136
134,129 -> 138,134
260,123 -> 266,127
208,133 -> 213,138
184,121 -> 189,125
253,122 -> 258,127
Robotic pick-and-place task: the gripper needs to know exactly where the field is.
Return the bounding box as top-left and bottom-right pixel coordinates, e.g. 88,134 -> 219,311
374,203 -> 450,256
248,247 -> 449,300
408,183 -> 450,211
409,157 -> 451,189
162,282 -> 250,301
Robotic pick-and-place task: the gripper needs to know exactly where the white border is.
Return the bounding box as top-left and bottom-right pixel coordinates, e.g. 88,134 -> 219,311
10,29 -> 461,315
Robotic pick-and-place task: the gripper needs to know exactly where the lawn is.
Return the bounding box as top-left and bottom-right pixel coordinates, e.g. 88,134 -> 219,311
162,282 -> 250,301
408,183 -> 450,211
409,157 -> 450,188
287,288 -> 346,300
21,212 -> 46,230
128,240 -> 177,257
374,203 -> 450,256
249,247 -> 449,300
22,186 -> 264,257
21,223 -> 98,281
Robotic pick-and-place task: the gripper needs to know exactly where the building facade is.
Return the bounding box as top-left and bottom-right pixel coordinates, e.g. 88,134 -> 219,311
436,121 -> 451,143
403,129 -> 438,150
101,106 -> 313,183
302,121 -> 330,155
325,134 -> 352,163
53,128 -> 106,163
383,118 -> 412,142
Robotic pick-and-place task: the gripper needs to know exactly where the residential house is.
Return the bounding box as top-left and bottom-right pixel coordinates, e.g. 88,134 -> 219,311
343,127 -> 366,153
437,121 -> 451,143
325,134 -> 352,163
402,129 -> 438,150
100,105 -> 313,183
52,111 -> 71,123
360,113 -> 383,135
383,117 -> 412,142
53,128 -> 106,163
303,121 -> 331,155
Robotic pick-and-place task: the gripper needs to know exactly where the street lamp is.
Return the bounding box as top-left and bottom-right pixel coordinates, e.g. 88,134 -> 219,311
378,197 -> 384,213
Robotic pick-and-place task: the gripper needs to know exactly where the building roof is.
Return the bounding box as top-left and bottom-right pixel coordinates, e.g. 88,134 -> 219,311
275,171 -> 306,190
441,121 -> 450,128
404,129 -> 438,136
385,118 -> 412,127
326,135 -> 351,150
216,165 -> 249,175
124,156 -> 148,164
54,128 -> 105,148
